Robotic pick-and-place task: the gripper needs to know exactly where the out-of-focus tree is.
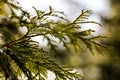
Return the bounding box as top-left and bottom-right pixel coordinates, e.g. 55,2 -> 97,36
102,0 -> 120,53
98,0 -> 120,80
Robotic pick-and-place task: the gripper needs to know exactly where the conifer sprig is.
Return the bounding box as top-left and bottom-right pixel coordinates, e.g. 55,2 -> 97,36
0,0 -> 109,79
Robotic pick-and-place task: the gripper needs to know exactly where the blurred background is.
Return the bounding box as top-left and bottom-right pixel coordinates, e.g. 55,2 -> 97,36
17,0 -> 120,80
2,0 -> 120,80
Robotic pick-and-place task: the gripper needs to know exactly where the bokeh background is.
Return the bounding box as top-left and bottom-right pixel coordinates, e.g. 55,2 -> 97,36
5,0 -> 120,80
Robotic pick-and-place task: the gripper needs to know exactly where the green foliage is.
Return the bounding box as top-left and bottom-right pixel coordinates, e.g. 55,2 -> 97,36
0,0 -> 108,80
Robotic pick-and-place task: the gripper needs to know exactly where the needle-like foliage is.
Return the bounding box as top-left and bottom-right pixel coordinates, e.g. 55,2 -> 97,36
0,0 -> 108,80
